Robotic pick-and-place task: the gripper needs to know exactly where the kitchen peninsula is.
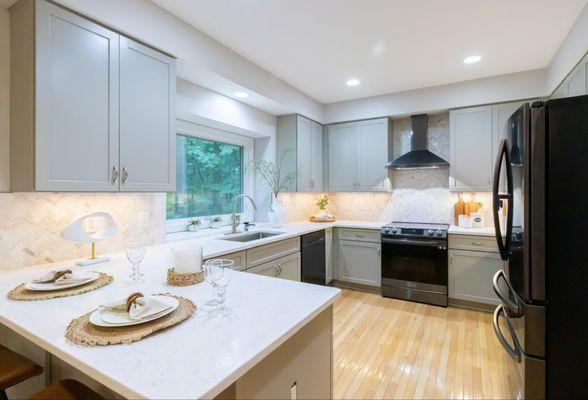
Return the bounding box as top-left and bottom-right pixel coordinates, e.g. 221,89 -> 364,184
0,236 -> 340,399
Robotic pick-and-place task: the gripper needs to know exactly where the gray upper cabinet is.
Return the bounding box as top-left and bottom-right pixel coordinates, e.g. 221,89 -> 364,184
119,38 -> 176,192
551,51 -> 588,99
449,106 -> 494,192
450,102 -> 528,192
327,118 -> 391,192
10,0 -> 176,192
276,115 -> 323,192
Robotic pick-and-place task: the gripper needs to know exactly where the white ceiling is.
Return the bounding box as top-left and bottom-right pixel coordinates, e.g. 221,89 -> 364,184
152,0 -> 587,104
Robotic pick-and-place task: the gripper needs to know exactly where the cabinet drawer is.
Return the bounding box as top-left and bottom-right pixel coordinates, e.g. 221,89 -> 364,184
336,228 -> 380,243
449,234 -> 498,252
247,237 -> 300,268
206,251 -> 246,271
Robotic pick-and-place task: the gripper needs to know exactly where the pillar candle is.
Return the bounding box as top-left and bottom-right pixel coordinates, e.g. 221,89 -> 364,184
174,245 -> 202,273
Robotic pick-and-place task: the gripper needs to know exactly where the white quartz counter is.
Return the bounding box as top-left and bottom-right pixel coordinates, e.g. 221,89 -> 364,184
167,220 -> 383,259
0,243 -> 341,399
448,225 -> 497,237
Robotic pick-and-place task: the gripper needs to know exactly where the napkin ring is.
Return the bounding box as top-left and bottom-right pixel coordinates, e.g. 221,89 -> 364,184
167,268 -> 204,287
125,292 -> 144,312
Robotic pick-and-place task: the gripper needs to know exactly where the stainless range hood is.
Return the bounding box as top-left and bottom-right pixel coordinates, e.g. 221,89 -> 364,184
386,114 -> 449,170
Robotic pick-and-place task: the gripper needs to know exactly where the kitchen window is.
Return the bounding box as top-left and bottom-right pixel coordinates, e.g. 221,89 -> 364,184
166,120 -> 254,233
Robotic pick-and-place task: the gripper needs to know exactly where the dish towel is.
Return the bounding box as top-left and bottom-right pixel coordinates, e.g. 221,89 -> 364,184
100,293 -> 171,320
33,269 -> 91,285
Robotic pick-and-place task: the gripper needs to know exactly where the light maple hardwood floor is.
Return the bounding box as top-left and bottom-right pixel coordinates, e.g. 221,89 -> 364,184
333,289 -> 520,399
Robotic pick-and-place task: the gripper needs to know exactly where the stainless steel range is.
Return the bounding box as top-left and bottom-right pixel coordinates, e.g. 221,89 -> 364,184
380,221 -> 449,307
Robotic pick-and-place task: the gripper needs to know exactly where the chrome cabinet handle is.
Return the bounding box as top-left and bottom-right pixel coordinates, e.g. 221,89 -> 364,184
111,166 -> 119,184
377,247 -> 381,257
449,253 -> 453,264
310,180 -> 315,189
276,264 -> 282,276
471,241 -> 484,246
493,305 -> 522,362
355,233 -> 364,238
121,167 -> 128,184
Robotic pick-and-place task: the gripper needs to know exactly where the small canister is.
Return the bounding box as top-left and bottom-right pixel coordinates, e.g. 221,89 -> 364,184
471,212 -> 485,228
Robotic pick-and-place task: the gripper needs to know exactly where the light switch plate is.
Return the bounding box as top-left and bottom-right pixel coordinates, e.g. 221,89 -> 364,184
138,212 -> 150,227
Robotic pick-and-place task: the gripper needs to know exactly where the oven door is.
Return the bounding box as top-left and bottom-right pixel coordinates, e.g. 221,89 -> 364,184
381,237 -> 448,291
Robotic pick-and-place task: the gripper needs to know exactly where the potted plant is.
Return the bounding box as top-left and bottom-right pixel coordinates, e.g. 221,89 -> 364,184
209,216 -> 222,229
187,218 -> 202,232
313,194 -> 335,221
250,149 -> 297,227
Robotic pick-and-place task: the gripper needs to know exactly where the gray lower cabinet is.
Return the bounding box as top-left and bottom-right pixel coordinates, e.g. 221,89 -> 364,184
205,251 -> 246,272
337,239 -> 381,287
325,228 -> 333,284
248,252 -> 301,282
448,235 -> 503,305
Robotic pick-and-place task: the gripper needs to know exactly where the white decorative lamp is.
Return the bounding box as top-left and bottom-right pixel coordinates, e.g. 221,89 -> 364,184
61,211 -> 118,266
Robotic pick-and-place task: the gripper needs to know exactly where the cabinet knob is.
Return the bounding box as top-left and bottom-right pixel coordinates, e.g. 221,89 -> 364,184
111,166 -> 119,184
121,167 -> 128,184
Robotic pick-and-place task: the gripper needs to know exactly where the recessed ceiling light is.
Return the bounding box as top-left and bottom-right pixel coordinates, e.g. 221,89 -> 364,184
234,91 -> 250,98
346,78 -> 360,87
463,55 -> 482,64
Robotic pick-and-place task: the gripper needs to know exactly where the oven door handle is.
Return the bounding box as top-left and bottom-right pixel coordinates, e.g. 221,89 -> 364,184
381,238 -> 444,247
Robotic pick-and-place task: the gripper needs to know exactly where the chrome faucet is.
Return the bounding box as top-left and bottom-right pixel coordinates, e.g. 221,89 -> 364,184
230,194 -> 258,234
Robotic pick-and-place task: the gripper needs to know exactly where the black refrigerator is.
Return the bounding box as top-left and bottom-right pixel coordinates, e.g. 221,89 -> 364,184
491,94 -> 588,399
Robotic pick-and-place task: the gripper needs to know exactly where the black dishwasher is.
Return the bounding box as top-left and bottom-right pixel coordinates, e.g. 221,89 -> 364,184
301,230 -> 326,285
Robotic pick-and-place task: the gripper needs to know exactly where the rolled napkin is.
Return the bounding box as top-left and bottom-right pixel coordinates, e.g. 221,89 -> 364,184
32,269 -> 91,285
99,292 -> 172,320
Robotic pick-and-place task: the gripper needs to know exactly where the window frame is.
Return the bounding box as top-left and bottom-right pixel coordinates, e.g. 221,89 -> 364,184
166,119 -> 255,234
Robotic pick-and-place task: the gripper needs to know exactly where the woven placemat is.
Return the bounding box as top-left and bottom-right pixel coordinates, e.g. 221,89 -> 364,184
65,294 -> 196,346
7,273 -> 113,301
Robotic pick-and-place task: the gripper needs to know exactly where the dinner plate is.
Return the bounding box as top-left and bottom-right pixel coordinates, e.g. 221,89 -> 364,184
89,295 -> 179,328
24,271 -> 100,291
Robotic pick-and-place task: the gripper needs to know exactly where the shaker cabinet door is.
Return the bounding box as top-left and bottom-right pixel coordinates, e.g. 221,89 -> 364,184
357,118 -> 390,192
310,121 -> 324,192
328,123 -> 357,191
337,240 -> 381,287
276,252 -> 301,282
296,116 -> 312,192
448,249 -> 503,305
449,106 -> 493,191
35,0 -> 119,191
119,37 -> 176,192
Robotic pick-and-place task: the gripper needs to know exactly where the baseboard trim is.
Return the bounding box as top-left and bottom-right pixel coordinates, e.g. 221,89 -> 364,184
448,298 -> 495,312
330,280 -> 381,295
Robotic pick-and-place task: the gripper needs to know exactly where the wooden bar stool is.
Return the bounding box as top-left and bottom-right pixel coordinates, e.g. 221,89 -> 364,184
0,344 -> 43,400
30,380 -> 103,400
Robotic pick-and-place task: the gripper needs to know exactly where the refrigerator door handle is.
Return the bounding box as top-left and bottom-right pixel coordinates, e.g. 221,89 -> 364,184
493,139 -> 514,260
493,270 -> 524,317
493,304 -> 522,362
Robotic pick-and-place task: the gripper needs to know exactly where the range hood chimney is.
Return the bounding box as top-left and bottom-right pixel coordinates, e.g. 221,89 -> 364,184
385,114 -> 449,170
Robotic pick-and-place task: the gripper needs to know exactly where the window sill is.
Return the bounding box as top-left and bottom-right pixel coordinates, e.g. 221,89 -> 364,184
166,225 -> 235,243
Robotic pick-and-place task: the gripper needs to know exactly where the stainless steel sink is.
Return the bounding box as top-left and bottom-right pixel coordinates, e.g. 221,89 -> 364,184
220,231 -> 283,242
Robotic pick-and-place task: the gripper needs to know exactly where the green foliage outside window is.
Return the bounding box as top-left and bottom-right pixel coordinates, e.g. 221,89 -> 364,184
167,135 -> 243,219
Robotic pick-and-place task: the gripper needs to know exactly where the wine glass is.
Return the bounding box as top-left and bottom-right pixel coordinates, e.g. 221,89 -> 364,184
204,259 -> 235,317
204,260 -> 220,309
125,240 -> 146,284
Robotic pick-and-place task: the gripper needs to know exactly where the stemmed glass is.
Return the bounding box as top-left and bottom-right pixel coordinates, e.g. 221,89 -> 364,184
125,240 -> 146,284
204,259 -> 235,317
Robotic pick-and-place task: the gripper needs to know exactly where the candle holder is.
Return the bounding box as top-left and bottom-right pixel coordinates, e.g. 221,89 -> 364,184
167,268 -> 204,286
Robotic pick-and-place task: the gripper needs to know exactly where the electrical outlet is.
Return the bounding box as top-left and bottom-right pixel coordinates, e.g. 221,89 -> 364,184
138,212 -> 150,227
290,381 -> 297,400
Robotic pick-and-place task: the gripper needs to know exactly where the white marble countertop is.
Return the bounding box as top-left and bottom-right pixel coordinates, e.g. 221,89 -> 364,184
0,243 -> 341,399
448,225 -> 497,236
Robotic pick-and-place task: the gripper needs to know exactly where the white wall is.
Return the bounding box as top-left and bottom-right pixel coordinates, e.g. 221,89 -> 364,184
324,69 -> 547,123
547,3 -> 588,94
0,8 -> 9,192
54,0 -> 324,121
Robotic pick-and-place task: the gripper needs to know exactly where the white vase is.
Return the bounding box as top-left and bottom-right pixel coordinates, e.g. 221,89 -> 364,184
268,195 -> 285,228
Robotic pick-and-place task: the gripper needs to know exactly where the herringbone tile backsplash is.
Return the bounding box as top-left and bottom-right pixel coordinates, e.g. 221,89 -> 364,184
0,193 -> 166,270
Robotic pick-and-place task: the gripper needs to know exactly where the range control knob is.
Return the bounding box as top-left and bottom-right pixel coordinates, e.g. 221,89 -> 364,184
427,229 -> 435,236
383,227 -> 390,233
391,228 -> 398,234
435,230 -> 443,237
